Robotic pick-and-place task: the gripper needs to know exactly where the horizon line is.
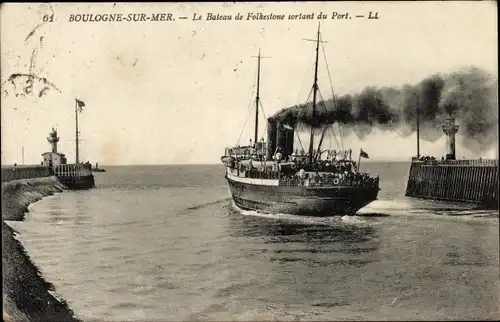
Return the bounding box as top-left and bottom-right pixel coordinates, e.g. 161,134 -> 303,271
7,159 -> 500,167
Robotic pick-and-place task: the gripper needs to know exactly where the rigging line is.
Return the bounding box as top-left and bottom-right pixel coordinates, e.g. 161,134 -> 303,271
259,106 -> 267,121
295,55 -> 315,106
318,72 -> 339,155
320,37 -> 343,152
317,88 -> 342,153
296,86 -> 314,126
338,123 -> 344,151
328,127 -> 332,151
332,122 -> 343,151
320,33 -> 344,151
295,86 -> 314,148
338,119 -> 344,152
258,100 -> 268,122
317,88 -> 341,151
316,87 -> 329,113
235,63 -> 259,146
289,85 -> 313,150
340,125 -> 344,152
258,100 -> 268,140
320,34 -> 337,112
291,42 -> 316,128
256,93 -> 269,164
236,87 -> 257,146
315,89 -> 331,154
325,123 -> 341,154
237,61 -> 259,131
325,125 -> 340,155
296,130 -> 305,151
329,125 -> 339,151
330,126 -> 341,151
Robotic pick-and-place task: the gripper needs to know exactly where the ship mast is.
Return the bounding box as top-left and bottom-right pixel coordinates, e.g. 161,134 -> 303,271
308,24 -> 321,164
254,49 -> 261,147
75,100 -> 80,164
251,50 -> 270,149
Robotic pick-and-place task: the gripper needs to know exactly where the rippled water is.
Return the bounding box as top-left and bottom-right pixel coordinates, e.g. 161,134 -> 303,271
8,163 -> 499,321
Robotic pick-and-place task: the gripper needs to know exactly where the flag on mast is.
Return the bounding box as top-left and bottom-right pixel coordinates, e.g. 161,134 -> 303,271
76,98 -> 85,112
360,149 -> 369,159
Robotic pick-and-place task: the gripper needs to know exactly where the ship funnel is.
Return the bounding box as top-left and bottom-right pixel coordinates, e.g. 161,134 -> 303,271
276,122 -> 294,158
285,125 -> 294,157
276,121 -> 287,157
266,118 -> 277,161
442,116 -> 459,160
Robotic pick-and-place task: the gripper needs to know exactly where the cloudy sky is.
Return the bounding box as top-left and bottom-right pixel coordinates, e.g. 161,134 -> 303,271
1,2 -> 497,165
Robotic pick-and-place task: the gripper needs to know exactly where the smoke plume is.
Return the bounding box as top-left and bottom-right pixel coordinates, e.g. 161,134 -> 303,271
270,66 -> 498,153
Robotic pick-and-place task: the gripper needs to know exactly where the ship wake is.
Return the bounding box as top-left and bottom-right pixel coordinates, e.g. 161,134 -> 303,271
183,197 -> 232,213
230,201 -> 370,227
359,199 -> 499,218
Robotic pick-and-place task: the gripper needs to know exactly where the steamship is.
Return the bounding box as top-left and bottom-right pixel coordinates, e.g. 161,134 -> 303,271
221,25 -> 380,216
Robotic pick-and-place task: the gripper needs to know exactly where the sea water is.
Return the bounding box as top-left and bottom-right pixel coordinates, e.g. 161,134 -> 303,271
8,163 -> 499,321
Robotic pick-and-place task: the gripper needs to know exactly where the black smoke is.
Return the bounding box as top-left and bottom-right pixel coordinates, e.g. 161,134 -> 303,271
270,66 -> 498,153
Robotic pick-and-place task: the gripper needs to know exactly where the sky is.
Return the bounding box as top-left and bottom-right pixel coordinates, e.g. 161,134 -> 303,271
1,2 -> 498,165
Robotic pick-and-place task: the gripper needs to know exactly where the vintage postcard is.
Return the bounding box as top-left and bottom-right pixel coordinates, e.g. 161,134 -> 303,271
1,2 -> 498,321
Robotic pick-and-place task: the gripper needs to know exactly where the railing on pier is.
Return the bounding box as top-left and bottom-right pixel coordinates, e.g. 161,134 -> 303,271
1,165 -> 53,182
412,159 -> 498,166
53,163 -> 93,177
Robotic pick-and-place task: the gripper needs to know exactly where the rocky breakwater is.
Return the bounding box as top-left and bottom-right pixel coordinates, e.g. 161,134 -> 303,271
2,176 -> 80,321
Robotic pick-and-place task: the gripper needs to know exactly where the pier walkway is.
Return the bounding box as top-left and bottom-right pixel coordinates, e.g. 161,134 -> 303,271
1,165 -> 53,182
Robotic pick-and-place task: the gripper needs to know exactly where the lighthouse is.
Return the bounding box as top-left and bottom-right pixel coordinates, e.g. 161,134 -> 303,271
41,128 -> 67,166
47,127 -> 59,153
442,116 -> 459,160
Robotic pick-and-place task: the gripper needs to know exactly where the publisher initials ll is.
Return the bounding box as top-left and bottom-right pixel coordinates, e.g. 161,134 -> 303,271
368,12 -> 379,19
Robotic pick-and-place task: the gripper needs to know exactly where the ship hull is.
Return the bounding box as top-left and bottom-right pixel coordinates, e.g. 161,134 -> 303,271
56,174 -> 95,190
226,176 -> 378,216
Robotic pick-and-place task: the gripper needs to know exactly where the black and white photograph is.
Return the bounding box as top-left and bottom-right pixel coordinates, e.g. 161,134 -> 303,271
1,2 -> 498,321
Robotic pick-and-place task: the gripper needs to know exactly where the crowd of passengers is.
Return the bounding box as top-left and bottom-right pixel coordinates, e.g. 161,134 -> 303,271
279,170 -> 378,187
412,155 -> 438,162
